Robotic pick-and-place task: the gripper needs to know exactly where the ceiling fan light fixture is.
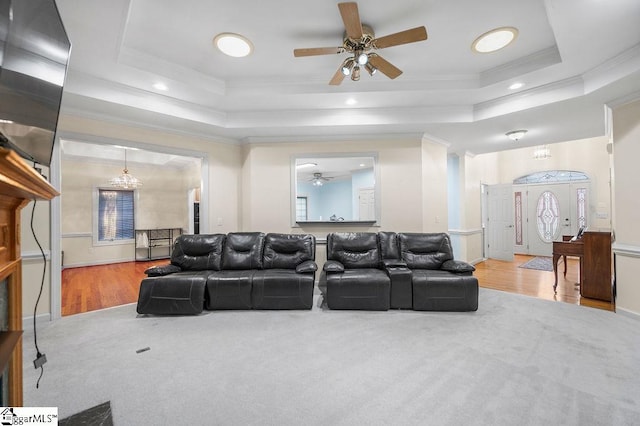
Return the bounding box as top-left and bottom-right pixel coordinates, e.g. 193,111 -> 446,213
365,62 -> 377,76
341,58 -> 355,76
213,33 -> 253,57
351,65 -> 361,81
357,52 -> 368,65
472,27 -> 518,53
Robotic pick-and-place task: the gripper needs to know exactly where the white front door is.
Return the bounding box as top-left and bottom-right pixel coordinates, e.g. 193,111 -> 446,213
487,184 -> 514,261
526,184 -> 572,256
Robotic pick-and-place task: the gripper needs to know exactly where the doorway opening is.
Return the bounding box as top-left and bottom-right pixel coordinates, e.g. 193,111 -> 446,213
483,170 -> 590,260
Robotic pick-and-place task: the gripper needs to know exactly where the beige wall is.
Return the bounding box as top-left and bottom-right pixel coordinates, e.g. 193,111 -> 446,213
241,137 -> 427,234
58,115 -> 243,235
470,136 -> 612,230
496,136 -> 612,231
421,138 -> 449,232
21,110 -> 630,319
61,157 -> 200,267
20,199 -> 52,317
612,99 -> 640,317
240,137 -> 453,266
20,114 -> 243,319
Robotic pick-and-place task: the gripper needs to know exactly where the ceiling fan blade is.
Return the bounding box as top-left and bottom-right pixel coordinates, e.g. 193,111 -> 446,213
329,66 -> 346,85
338,2 -> 363,40
368,54 -> 403,79
373,26 -> 428,49
294,47 -> 344,57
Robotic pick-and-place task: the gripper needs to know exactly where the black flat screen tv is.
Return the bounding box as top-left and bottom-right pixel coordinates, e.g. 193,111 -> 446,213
0,0 -> 70,167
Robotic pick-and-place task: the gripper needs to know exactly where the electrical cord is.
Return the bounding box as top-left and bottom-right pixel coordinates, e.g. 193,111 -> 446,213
30,198 -> 47,388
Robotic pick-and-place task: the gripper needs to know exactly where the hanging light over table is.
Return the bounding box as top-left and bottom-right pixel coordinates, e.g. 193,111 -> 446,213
109,148 -> 142,189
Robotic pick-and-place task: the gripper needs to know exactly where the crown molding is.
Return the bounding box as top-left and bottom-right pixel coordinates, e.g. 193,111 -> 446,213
60,99 -> 241,146
242,132 -> 425,145
473,76 -> 584,120
479,45 -> 562,87
583,43 -> 640,94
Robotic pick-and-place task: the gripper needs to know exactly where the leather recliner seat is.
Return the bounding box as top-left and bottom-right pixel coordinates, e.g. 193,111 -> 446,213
137,232 -> 317,315
321,232 -> 478,312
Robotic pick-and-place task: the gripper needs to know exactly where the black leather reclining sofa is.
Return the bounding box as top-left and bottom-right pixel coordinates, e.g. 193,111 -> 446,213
319,232 -> 478,312
137,232 -> 317,315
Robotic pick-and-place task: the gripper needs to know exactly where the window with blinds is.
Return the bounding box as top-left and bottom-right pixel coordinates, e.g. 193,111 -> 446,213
98,189 -> 134,241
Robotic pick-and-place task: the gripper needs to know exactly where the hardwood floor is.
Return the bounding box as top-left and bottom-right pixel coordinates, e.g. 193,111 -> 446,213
474,254 -> 614,311
61,260 -> 168,316
61,254 -> 615,316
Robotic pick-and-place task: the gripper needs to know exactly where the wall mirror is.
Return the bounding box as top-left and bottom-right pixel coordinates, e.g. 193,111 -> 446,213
292,153 -> 379,224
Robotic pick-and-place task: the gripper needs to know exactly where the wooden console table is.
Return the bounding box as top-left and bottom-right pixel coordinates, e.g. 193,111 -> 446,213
0,148 -> 59,406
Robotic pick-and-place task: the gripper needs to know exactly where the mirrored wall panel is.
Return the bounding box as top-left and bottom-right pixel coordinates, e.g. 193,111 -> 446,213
293,153 -> 378,224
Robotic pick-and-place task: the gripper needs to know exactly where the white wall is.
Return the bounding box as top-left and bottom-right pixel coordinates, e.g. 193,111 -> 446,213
612,99 -> 640,317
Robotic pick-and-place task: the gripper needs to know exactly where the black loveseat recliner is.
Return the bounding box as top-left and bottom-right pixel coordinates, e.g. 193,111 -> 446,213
320,232 -> 478,312
136,232 -> 317,315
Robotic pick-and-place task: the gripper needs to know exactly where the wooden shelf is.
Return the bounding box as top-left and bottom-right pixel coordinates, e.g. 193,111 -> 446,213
0,331 -> 22,373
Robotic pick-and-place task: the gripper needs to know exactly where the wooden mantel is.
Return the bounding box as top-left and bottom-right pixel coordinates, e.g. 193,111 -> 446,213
0,147 -> 59,406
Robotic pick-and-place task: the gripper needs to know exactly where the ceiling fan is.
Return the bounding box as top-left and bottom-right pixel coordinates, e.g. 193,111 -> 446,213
309,172 -> 333,186
293,2 -> 428,85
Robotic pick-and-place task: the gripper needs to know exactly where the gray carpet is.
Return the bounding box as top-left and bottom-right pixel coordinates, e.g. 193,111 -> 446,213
22,289 -> 640,425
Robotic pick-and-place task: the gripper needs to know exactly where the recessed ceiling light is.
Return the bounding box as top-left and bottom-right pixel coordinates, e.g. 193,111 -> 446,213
0,119 -> 13,124
346,98 -> 357,106
213,33 -> 253,57
359,163 -> 366,167
509,82 -> 524,90
153,82 -> 168,91
472,27 -> 518,53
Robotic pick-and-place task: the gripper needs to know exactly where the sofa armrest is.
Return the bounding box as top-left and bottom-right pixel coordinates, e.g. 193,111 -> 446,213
442,259 -> 475,273
296,260 -> 318,274
323,260 -> 345,273
382,259 -> 407,269
145,264 -> 182,277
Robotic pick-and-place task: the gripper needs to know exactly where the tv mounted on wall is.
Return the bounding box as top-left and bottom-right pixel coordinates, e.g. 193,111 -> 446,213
0,0 -> 71,167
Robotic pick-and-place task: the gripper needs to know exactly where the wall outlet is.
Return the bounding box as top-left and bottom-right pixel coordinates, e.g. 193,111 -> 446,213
217,217 -> 223,226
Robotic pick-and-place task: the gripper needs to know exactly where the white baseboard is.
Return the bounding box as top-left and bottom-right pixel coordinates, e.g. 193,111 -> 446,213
616,306 -> 640,321
63,257 -> 135,269
22,312 -> 52,329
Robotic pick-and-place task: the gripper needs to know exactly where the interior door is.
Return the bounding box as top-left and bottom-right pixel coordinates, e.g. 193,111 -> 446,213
487,184 -> 514,261
526,184 -> 572,256
358,188 -> 375,220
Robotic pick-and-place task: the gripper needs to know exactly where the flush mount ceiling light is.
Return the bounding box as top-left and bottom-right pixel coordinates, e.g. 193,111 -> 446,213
472,27 -> 518,53
296,162 -> 317,169
213,32 -> 253,57
506,129 -> 528,141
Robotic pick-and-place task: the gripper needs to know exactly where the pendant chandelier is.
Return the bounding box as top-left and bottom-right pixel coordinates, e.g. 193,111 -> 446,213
109,148 -> 142,189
